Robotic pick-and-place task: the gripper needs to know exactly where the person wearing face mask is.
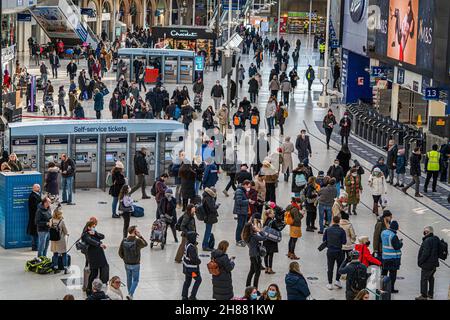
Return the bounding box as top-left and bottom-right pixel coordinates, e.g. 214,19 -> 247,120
181,231 -> 202,300
344,168 -> 362,215
380,220 -> 403,294
332,193 -> 348,218
82,219 -> 109,296
237,286 -> 260,300
368,167 -> 387,216
402,147 -> 422,197
260,284 -> 282,300
295,129 -> 312,163
339,112 -> 352,145
118,185 -> 134,238
373,210 -> 393,260
262,209 -> 280,274
322,109 -> 337,149
416,226 -> 441,300
337,144 -> 352,176
158,189 -> 178,243
327,159 -> 344,195
354,236 -> 381,267
242,222 -> 267,289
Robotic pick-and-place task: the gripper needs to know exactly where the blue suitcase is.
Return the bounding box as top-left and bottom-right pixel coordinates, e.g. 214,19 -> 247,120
132,205 -> 145,217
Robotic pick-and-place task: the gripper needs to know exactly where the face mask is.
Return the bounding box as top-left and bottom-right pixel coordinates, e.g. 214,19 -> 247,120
342,202 -> 347,207
250,293 -> 258,300
334,163 -> 338,167
166,194 -> 172,199
91,227 -> 96,232
423,231 -> 428,236
344,115 -> 348,118
352,173 -> 357,177
245,187 -> 251,192
268,290 -> 277,298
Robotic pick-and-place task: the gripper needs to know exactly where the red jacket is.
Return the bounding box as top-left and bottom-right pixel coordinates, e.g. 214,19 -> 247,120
355,243 -> 381,267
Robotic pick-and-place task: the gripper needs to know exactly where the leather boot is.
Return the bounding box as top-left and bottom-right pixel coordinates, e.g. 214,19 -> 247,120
373,202 -> 379,216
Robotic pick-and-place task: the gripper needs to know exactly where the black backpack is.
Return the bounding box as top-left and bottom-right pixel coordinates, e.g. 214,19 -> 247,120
122,238 -> 139,262
351,263 -> 368,292
195,204 -> 206,221
150,181 -> 157,197
438,238 -> 448,260
49,220 -> 62,241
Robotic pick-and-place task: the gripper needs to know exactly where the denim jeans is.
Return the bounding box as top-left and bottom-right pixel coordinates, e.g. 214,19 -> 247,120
61,176 -> 74,203
235,215 -> 247,242
202,223 -> 213,249
335,182 -> 341,196
37,231 -> 50,257
125,264 -> 141,297
51,252 -> 68,269
267,117 -> 274,135
194,181 -> 201,196
112,196 -> 119,216
318,204 -> 332,232
31,235 -> 38,250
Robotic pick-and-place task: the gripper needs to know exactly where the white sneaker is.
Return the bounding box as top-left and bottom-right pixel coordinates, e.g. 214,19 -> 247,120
334,280 -> 342,288
326,284 -> 333,290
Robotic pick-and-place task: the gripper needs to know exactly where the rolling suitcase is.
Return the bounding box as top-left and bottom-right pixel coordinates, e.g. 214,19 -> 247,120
57,254 -> 71,270
376,275 -> 392,300
82,266 -> 91,292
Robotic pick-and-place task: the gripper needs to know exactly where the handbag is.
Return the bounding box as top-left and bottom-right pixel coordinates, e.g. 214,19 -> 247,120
118,200 -> 133,213
259,244 -> 267,257
318,241 -> 327,252
49,220 -> 62,241
262,225 -> 282,242
101,88 -> 110,96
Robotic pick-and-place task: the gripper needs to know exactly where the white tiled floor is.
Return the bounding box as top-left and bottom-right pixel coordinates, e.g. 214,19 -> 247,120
1,34 -> 449,300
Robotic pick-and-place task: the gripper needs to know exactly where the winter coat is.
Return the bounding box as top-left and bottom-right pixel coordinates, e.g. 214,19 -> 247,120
180,212 -> 196,237
27,191 -> 41,236
45,167 -> 59,196
82,230 -> 108,269
8,160 -> 23,172
248,78 -> 259,94
50,218 -> 68,254
238,68 -> 245,81
211,249 -> 235,300
109,169 -> 125,197
281,142 -> 294,173
265,101 -> 276,118
395,154 -> 407,174
179,165 -> 196,199
269,79 -> 280,91
235,170 -> 253,185
263,217 -> 279,254
247,232 -> 267,258
373,217 -> 389,255
203,189 -> 218,225
94,92 -> 104,111
409,153 -> 422,176
368,174 -> 387,196
327,165 -> 344,184
340,219 -> 356,251
276,106 -> 286,126
202,109 -> 215,129
417,233 -> 440,270
155,179 -> 168,203
106,286 -> 123,300
255,178 -> 266,203
323,224 -> 346,254
58,89 -> 66,106
291,168 -> 308,193
35,204 -> 52,233
345,174 -> 362,205
86,291 -> 110,300
118,235 -> 148,265
158,195 -> 177,223
60,158 -> 76,178
193,82 -> 204,94
339,117 -> 352,137
285,271 -> 310,300
354,244 -> 381,267
323,114 -> 337,129
386,145 -> 398,170
218,107 -> 228,125
280,80 -> 291,92
318,184 -> 337,206
134,151 -> 148,175
69,92 -> 77,112
211,84 -> 224,98
295,135 -> 312,161
337,151 -> 352,175
233,186 -> 249,216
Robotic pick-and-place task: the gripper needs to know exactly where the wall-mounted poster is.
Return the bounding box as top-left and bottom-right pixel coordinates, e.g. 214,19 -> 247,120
31,6 -> 78,39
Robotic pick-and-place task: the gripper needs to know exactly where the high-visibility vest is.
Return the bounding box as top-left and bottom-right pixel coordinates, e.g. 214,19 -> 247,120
426,150 -> 440,171
381,229 -> 402,260
319,44 -> 325,53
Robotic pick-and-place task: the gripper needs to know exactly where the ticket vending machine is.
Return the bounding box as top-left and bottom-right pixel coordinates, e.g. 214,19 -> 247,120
164,57 -> 178,83
131,134 -> 157,187
102,135 -> 128,188
10,137 -> 39,171
42,136 -> 69,174
159,132 -> 184,185
179,57 -> 194,83
73,136 -> 98,188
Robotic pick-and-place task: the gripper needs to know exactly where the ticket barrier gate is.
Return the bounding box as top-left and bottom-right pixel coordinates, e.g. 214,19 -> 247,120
73,136 -> 99,188
10,137 -> 39,171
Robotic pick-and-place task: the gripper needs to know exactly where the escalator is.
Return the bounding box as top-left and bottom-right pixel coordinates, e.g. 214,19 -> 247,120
29,0 -> 99,47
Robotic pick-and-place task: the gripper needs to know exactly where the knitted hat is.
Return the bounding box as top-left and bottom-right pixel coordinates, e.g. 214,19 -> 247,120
165,188 -> 173,195
390,220 -> 399,231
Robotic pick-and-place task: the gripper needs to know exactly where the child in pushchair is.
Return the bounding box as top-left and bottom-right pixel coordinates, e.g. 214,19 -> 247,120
42,96 -> 55,116
150,218 -> 168,250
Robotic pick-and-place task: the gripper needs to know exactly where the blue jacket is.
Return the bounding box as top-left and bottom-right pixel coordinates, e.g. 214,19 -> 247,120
395,154 -> 407,174
233,186 -> 249,216
202,163 -> 219,188
381,229 -> 402,260
94,92 -> 104,111
323,224 -> 347,254
285,271 -> 310,300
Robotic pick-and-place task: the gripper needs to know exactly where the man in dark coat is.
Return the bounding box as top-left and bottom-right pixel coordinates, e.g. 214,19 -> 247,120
295,129 -> 312,163
233,181 -> 250,246
27,184 -> 41,251
339,112 -> 352,145
201,187 -> 219,251
416,226 -> 441,300
182,231 -> 202,300
130,148 -> 150,199
339,250 -> 368,300
402,147 -> 422,197
211,245 -> 235,300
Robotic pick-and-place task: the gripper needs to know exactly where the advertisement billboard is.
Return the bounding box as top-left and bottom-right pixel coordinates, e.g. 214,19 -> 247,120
368,0 -> 444,80
31,6 -> 78,39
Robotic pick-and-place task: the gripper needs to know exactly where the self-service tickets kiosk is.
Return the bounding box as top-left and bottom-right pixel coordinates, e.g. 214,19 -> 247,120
132,134 -> 157,187
10,137 -> 38,171
103,135 -> 128,187
73,136 -> 98,188
42,136 -> 68,173
159,132 -> 184,184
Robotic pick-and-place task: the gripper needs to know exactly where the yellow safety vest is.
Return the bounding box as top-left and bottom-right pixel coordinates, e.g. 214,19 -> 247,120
426,150 -> 440,171
319,44 -> 325,53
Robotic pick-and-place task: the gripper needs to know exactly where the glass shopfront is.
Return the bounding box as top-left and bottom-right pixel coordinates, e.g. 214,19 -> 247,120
1,14 -> 16,49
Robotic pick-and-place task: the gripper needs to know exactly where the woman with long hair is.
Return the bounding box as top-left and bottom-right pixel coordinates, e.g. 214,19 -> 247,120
211,240 -> 235,300
304,176 -> 319,232
337,143 -> 352,176
259,283 -> 282,300
242,222 -> 267,289
262,209 -> 279,274
118,184 -> 134,238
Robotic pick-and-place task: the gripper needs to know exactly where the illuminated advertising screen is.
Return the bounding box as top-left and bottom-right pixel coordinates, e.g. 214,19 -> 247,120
368,0 -> 442,79
31,6 -> 78,39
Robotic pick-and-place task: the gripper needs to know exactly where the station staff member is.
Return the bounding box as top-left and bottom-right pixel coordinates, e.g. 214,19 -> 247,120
423,144 -> 440,193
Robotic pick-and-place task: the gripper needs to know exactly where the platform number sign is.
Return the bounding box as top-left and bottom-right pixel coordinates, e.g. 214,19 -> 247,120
371,66 -> 384,77
425,88 -> 439,100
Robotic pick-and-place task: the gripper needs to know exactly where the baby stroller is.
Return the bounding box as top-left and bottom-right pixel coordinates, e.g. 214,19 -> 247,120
42,96 -> 55,116
194,93 -> 203,113
150,218 -> 168,250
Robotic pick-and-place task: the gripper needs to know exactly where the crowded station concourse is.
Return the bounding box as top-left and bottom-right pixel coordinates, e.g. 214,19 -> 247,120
0,9 -> 449,303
